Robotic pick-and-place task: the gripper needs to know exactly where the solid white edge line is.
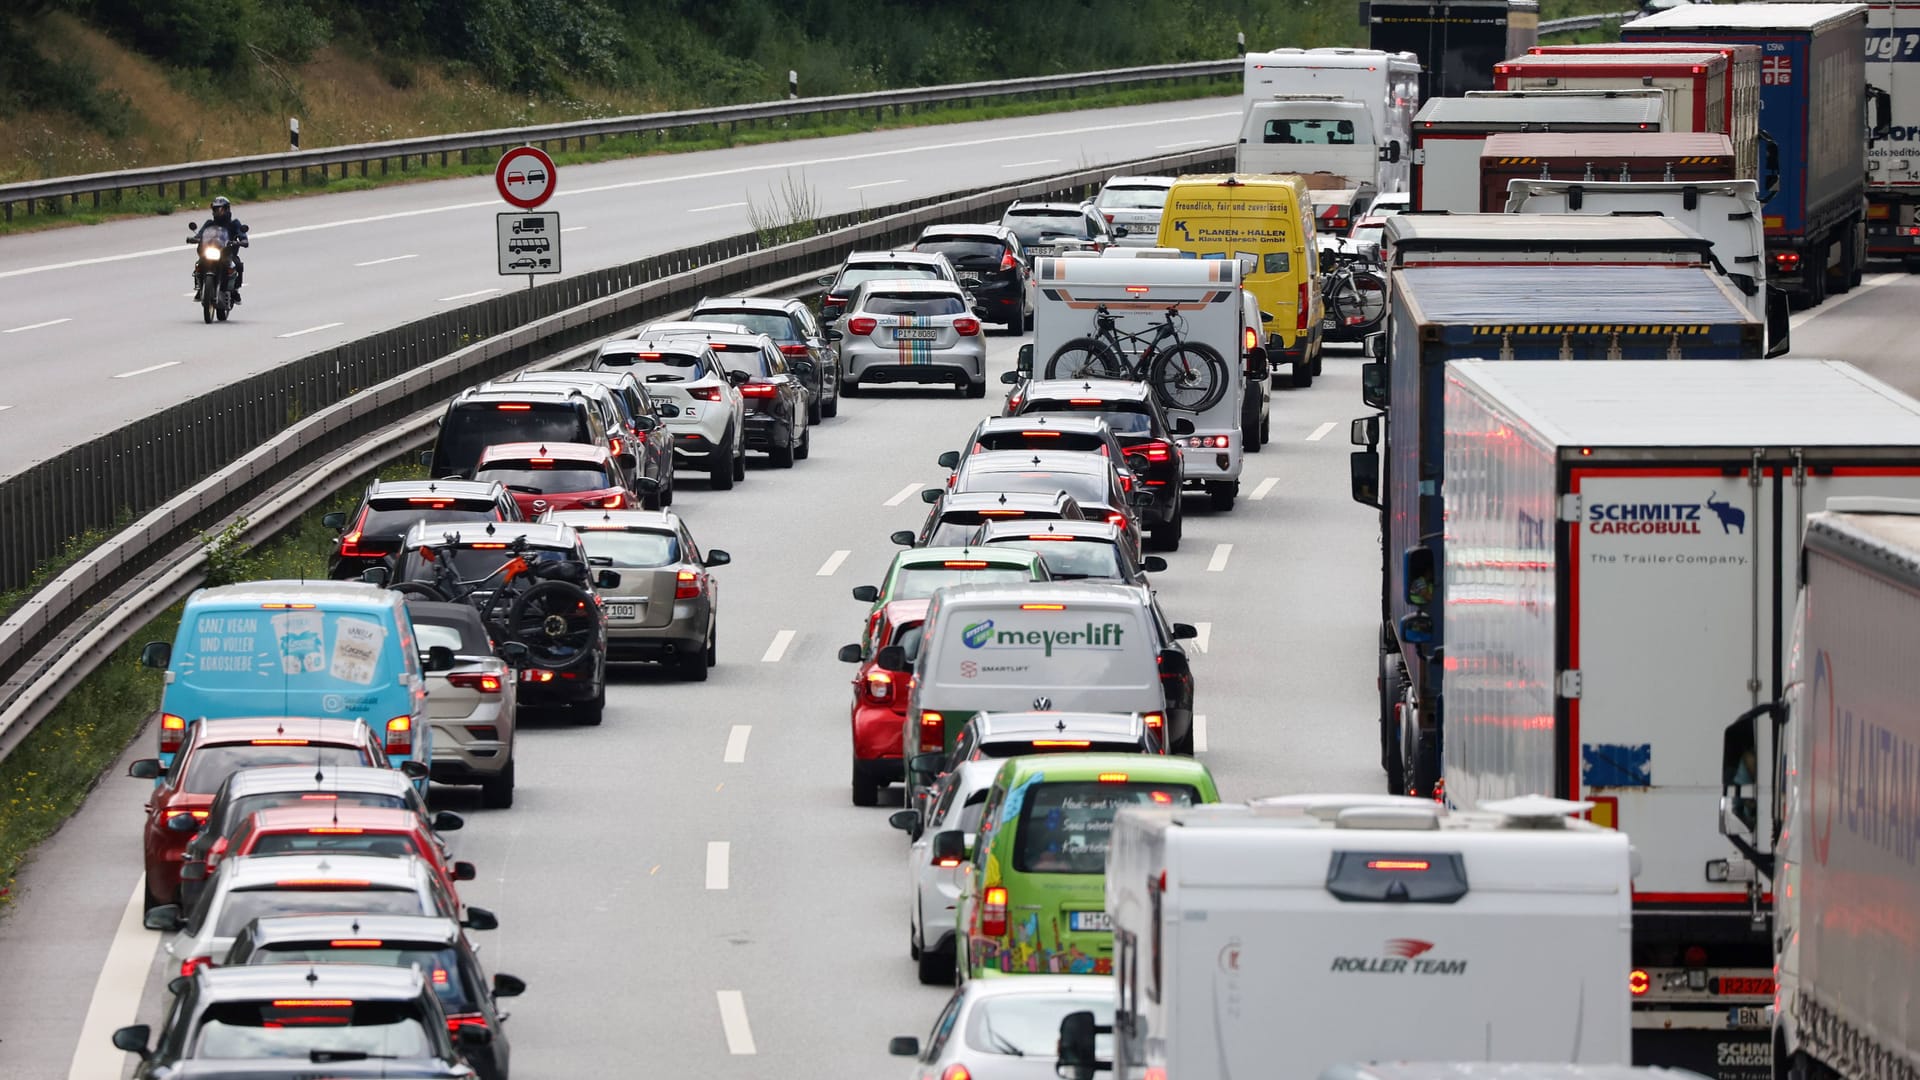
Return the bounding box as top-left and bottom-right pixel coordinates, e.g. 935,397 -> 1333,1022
1788,271 -> 1903,329
706,841 -> 731,890
276,322 -> 346,339
688,202 -> 749,213
816,549 -> 851,576
1205,543 -> 1232,573
112,361 -> 182,379
436,289 -> 499,302
848,180 -> 906,190
1306,421 -> 1337,442
353,253 -> 418,267
716,990 -> 757,1055
1001,159 -> 1060,168
0,405 -> 13,413
66,877 -> 157,1080
723,725 -> 751,764
1192,621 -> 1211,654
760,629 -> 796,663
1248,477 -> 1279,501
3,317 -> 72,333
883,481 -> 923,507
1193,714 -> 1208,754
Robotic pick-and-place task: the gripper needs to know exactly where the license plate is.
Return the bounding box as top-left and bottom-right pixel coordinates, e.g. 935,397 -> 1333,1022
959,273 -> 982,285
894,328 -> 937,340
1726,1007 -> 1769,1030
1069,910 -> 1112,932
606,603 -> 638,620
1320,317 -> 1336,330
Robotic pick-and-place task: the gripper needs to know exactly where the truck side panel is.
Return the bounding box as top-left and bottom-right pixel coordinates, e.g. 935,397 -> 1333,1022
1367,0 -> 1512,99
1867,3 -> 1920,259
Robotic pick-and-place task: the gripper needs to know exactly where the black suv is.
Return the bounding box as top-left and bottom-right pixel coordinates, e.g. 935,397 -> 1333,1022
512,369 -> 678,507
426,384 -> 611,480
689,296 -> 841,422
913,224 -> 1032,333
323,479 -> 522,580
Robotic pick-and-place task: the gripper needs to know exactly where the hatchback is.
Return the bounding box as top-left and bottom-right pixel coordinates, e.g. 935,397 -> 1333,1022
912,224 -> 1032,333
950,450 -> 1145,561
543,508 -> 730,680
594,336 -> 748,489
903,490 -> 1087,549
472,441 -> 635,517
832,279 -> 988,398
888,975 -> 1116,1078
688,296 -> 840,421
426,384 -> 611,481
837,598 -> 928,807
1000,199 -> 1117,255
969,518 -> 1165,586
817,249 -> 961,322
511,369 -> 677,506
1005,377 -> 1193,549
218,805 -> 475,908
694,331 -> 811,467
406,599 -> 518,807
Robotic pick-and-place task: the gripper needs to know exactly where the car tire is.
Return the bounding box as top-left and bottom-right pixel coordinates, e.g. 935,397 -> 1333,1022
840,378 -> 861,398
732,448 -> 747,481
480,762 -> 515,809
1242,395 -> 1263,454
660,477 -> 674,507
1024,307 -> 1035,331
770,433 -> 795,469
796,426 -> 811,461
709,433 -> 735,491
1310,349 -> 1323,377
1150,503 -> 1183,551
1261,413 -> 1270,444
917,941 -> 956,986
822,386 -> 839,418
1291,363 -> 1314,388
573,686 -> 605,727
1172,724 -> 1195,756
851,763 -> 880,807
808,395 -> 824,424
1209,481 -> 1237,512
964,379 -> 986,400
679,643 -> 710,682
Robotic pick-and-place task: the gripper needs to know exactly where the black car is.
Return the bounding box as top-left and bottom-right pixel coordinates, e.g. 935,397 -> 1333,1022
424,384 -> 611,481
113,965 -> 479,1080
912,224 -> 1032,333
688,296 -> 841,422
323,479 -> 522,580
697,332 -> 811,469
1002,372 -> 1195,550
226,914 -> 524,1080
998,199 -> 1117,256
510,369 -> 678,507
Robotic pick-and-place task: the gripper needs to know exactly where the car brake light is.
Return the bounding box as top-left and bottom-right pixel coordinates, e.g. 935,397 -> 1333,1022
160,714 -> 186,754
954,317 -> 981,336
1143,712 -> 1165,731
299,793 -> 338,801
181,957 -> 213,977
920,711 -> 944,752
825,296 -> 845,307
1068,398 -> 1104,406
447,672 -> 503,693
848,317 -> 878,335
250,738 -> 309,746
385,717 -> 412,756
1774,251 -> 1802,271
1297,280 -> 1309,332
1019,431 -> 1060,439
976,510 -> 1025,517
1118,474 -> 1133,492
865,670 -> 893,703
1125,285 -> 1149,294
1105,213 -> 1117,224
1142,440 -> 1172,462
1020,603 -> 1066,611
470,542 -> 508,549
306,827 -> 364,835
338,507 -> 373,557
494,403 -> 531,411
1106,512 -> 1127,526
447,1014 -> 488,1033
688,386 -> 723,401
1367,859 -> 1431,871
740,382 -> 779,398
527,457 -> 555,467
585,492 -> 625,509
272,999 -> 356,1007
1032,740 -> 1090,747
525,669 -> 555,683
259,603 -> 316,610
942,560 -> 988,568
273,880 -> 372,888
942,1064 -> 973,1080
982,886 -> 1009,936
209,837 -> 228,857
778,344 -> 809,356
330,939 -> 384,948
405,498 -> 453,507
1099,772 -> 1129,783
675,569 -> 704,599
1630,969 -> 1650,996
1244,326 -> 1258,352
1000,251 -> 1017,270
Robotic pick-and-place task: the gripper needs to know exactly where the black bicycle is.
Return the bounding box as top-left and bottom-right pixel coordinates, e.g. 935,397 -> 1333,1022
390,534 -> 599,670
1320,247 -> 1388,336
1045,304 -> 1231,413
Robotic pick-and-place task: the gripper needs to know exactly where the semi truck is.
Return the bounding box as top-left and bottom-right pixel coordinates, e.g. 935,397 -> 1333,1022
1525,40 -> 1765,181
1625,3 -> 1875,307
1241,48 -> 1421,192
1721,499 -> 1920,1080
1436,358 -> 1920,1080
1364,0 -> 1536,100
1349,260 -> 1763,800
1866,1 -> 1920,265
1477,131 -> 1739,212
1410,92 -> 1668,211
1078,793 -> 1633,1080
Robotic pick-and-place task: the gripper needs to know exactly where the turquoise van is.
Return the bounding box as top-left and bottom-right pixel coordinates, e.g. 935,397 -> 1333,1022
143,582 -> 435,787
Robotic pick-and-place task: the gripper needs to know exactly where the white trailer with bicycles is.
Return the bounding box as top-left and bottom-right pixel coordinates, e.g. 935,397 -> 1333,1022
1029,255 -> 1250,510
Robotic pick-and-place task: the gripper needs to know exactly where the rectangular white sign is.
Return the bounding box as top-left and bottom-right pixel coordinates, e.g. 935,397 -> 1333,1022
496,211 -> 561,276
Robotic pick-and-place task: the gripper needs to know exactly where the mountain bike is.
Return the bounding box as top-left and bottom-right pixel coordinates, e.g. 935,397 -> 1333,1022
1320,247 -> 1388,336
1045,304 -> 1231,413
390,533 -> 600,670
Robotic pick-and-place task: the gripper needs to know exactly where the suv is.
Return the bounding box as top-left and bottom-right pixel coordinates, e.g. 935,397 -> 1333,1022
323,478 -> 521,580
912,224 -> 1032,333
1000,199 -> 1117,256
1005,377 -> 1192,550
818,250 -> 962,322
472,440 -> 634,517
596,336 -> 749,490
1094,175 -> 1176,247
426,384 -> 611,481
688,296 -> 841,421
406,599 -> 519,808
512,369 -> 677,506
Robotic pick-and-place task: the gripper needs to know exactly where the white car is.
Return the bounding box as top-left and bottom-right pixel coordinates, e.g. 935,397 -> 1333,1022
593,336 -> 748,490
888,975 -> 1115,1079
890,757 -> 1001,984
831,279 -> 989,398
1094,175 -> 1175,246
818,250 -> 962,323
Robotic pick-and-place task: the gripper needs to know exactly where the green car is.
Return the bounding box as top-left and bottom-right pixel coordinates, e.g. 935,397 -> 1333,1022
850,546 -> 1049,652
946,753 -> 1220,982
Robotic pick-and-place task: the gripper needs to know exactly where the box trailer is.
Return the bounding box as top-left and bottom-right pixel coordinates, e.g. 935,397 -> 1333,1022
1380,211 -> 1721,269
1365,0 -> 1531,100
1410,93 -> 1668,211
1438,358 -> 1920,1080
1478,132 -> 1738,212
1243,48 -> 1422,192
1526,41 -> 1764,183
1866,2 -> 1920,265
1097,794 -> 1632,1080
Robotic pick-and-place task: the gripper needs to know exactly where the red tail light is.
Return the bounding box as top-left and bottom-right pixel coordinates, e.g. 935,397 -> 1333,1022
953,317 -> 981,336
1106,511 -> 1127,526
982,886 -> 1009,936
181,956 -> 213,977
1141,440 -> 1172,462
688,386 -> 723,402
1243,326 -> 1259,352
585,492 -> 624,509
1297,281 -> 1309,332
920,711 -> 944,752
1144,712 -> 1165,732
1000,251 -> 1017,270
942,1065 -> 973,1080
1103,212 -> 1115,223
337,507 -> 373,557
1774,251 -> 1803,272
160,714 -> 186,755
848,317 -> 878,335
446,1014 -> 488,1034
1118,474 -> 1133,492
608,436 -> 624,456
778,343 -> 809,356
447,672 -> 503,693
825,295 -> 845,308
385,717 -> 412,757
864,670 -> 894,703
740,382 -> 779,398
675,569 -> 704,600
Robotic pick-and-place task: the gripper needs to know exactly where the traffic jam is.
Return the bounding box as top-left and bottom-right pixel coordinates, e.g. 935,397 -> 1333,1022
83,3 -> 1920,1079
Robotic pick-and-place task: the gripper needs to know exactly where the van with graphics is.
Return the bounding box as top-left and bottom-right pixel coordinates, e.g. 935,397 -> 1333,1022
948,753 -> 1220,983
143,582 -> 435,788
878,583 -> 1199,807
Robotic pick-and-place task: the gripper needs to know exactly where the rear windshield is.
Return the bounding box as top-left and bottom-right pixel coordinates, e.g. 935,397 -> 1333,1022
220,791 -> 409,835
1098,185 -> 1170,210
405,612 -> 489,655
931,607 -> 1151,689
975,430 -> 1106,453
396,544 -> 577,585
690,311 -> 799,341
1004,210 -> 1091,243
255,944 -> 473,1009
892,565 -> 1035,601
359,499 -> 500,539
863,293 -> 964,317
961,470 -> 1107,507
930,512 -> 1057,547
979,738 -> 1143,758
579,529 -> 678,567
915,239 -> 1008,267
215,886 -> 427,937
837,265 -> 942,290
707,343 -> 774,377
891,622 -> 926,659
182,745 -> 374,796
1262,117 -> 1357,144
437,403 -> 587,475
248,831 -> 425,860
1016,540 -> 1124,581
598,351 -> 708,381
473,462 -> 612,492
193,998 -> 435,1060
966,994 -> 1114,1058
1013,781 -> 1200,874
1023,401 -> 1153,435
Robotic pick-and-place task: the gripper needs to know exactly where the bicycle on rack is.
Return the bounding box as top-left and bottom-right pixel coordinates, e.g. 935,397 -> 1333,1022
1044,303 -> 1231,413
388,533 -> 602,671
1318,245 -> 1388,340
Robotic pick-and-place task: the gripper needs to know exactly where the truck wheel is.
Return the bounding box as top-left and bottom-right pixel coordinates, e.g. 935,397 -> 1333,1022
1808,242 -> 1830,308
1380,653 -> 1407,790
1848,219 -> 1866,289
1208,481 -> 1237,512
1833,229 -> 1856,294
1408,725 -> 1440,799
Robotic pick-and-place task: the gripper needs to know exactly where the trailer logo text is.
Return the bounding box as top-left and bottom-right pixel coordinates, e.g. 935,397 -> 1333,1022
1586,491 -> 1746,535
1331,939 -> 1466,976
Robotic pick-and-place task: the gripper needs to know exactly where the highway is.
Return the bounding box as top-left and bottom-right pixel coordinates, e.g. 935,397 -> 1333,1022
0,96 -> 1241,480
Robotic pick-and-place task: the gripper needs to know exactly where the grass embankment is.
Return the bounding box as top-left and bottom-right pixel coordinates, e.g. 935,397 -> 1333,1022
0,458 -> 424,905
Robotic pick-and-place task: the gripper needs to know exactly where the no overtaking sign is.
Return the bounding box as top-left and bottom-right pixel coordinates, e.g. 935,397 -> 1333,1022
495,146 -> 556,209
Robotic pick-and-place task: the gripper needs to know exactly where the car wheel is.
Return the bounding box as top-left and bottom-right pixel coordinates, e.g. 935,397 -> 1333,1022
1242,396 -> 1263,454
851,762 -> 879,807
1209,481 -> 1237,512
808,396 -> 824,424
709,433 -> 735,491
707,624 -> 718,667
1150,503 -> 1183,551
822,385 -> 839,418
1172,723 -> 1195,756
770,433 -> 795,469
841,378 -> 861,398
573,686 -> 605,726
917,940 -> 956,986
678,641 -> 710,682
1310,349 -> 1323,377
480,762 -> 515,809
910,918 -> 922,961
1023,306 -> 1035,331
1261,413 -> 1270,443
795,426 -> 811,461
964,379 -> 986,400
660,478 -> 674,507
732,447 -> 747,481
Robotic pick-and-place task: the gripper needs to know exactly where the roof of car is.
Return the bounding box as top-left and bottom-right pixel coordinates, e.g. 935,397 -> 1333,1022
927,580 -> 1150,608
399,520 -> 579,548
1005,201 -> 1089,214
473,441 -> 611,464
897,545 -> 1045,568
366,479 -> 502,501
242,913 -> 462,950
919,223 -> 1015,240
957,450 -> 1115,481
844,250 -> 950,264
456,383 -> 588,404
957,973 -> 1116,1001
854,278 -> 965,295
938,490 -> 1080,512
189,718 -> 376,746
188,581 -> 398,608
244,805 -> 430,833
223,764 -> 416,799
223,852 -> 431,889
601,335 -> 724,355
1101,175 -> 1175,189
544,508 -> 680,531
973,414 -> 1114,437
515,369 -> 643,391
972,519 -> 1128,544
972,710 -> 1147,740
692,331 -> 779,351
879,597 -> 932,625
991,750 -> 1215,785
1019,378 -> 1154,403
195,962 -> 430,1003
692,297 -> 798,314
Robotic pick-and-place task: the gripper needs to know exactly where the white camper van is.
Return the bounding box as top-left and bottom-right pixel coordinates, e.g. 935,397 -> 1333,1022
1242,48 -> 1421,192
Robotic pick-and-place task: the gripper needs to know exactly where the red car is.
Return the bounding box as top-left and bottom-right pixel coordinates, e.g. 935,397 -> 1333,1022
471,441 -> 632,517
129,718 -> 387,909
207,805 -> 475,906
839,599 -> 928,807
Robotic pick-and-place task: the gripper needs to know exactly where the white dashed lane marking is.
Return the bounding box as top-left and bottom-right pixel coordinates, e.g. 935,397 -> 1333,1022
716,991 -> 757,1054
1307,421 -> 1337,441
1206,543 -> 1232,573
816,550 -> 850,576
761,630 -> 796,663
1248,477 -> 1278,501
723,725 -> 751,764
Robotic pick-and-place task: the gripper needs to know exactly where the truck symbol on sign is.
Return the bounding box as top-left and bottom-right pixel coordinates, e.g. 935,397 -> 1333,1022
512,216 -> 547,234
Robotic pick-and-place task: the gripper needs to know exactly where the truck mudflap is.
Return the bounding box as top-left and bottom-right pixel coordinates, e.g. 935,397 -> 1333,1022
1631,966 -> 1774,1080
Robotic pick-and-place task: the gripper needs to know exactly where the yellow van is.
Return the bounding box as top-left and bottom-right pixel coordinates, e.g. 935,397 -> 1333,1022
1157,173 -> 1323,387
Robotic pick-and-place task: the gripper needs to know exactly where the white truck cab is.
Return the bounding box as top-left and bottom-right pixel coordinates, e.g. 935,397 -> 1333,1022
1242,48 -> 1421,192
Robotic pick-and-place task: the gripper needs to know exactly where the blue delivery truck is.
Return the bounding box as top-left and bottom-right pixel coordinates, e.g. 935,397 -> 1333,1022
1625,3 -> 1876,308
1349,263 -> 1764,799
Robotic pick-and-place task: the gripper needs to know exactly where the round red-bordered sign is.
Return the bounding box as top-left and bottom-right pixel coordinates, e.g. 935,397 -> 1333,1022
495,146 -> 557,210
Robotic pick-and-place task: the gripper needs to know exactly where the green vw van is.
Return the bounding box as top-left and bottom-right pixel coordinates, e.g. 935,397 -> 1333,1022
948,753 -> 1219,980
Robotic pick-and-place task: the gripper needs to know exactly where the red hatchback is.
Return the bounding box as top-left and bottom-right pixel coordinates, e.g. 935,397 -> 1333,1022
210,805 -> 474,907
472,441 -> 631,517
129,718 -> 387,909
838,599 -> 928,808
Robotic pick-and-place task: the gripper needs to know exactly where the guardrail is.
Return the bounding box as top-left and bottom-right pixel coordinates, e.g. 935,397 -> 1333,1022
1537,10 -> 1638,36
0,60 -> 1239,221
0,144 -> 1236,762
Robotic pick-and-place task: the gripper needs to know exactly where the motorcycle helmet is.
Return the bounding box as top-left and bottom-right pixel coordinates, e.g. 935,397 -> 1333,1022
210,196 -> 232,224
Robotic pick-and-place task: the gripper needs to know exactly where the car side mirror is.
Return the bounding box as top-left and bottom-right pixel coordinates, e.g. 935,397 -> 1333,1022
874,645 -> 910,673
419,449 -> 434,468
166,813 -> 202,834
1397,611 -> 1434,646
1016,343 -> 1035,377
790,359 -> 815,377
633,475 -> 662,494
837,643 -> 864,664
1172,622 -> 1199,641
129,758 -> 163,780
910,752 -> 945,776
493,973 -> 527,998
1720,702 -> 1782,861
633,414 -> 660,432
936,450 -> 960,470
890,530 -> 916,547
973,306 -> 991,319
889,809 -> 921,836
703,549 -> 731,568
463,907 -> 500,931
360,566 -> 390,587
931,830 -> 967,864
143,905 -> 183,932
1360,361 -> 1388,410
1381,139 -> 1402,164
1113,225 -> 1130,238
825,328 -> 843,341
426,645 -> 457,672
1350,415 -> 1379,447
1403,544 -> 1436,608
453,860 -> 478,882
851,585 -> 880,603
1129,490 -> 1154,509
615,451 -> 637,472
920,488 -> 943,505
1766,285 -> 1791,358
497,641 -> 531,668
1143,556 -> 1167,573
1350,449 -> 1381,509
1000,370 -> 1022,385
1057,1010 -> 1105,1080
1170,418 -> 1196,436
655,401 -> 681,418
400,760 -> 430,780
889,1036 -> 922,1057
140,641 -> 172,670
723,368 -> 751,386
432,811 -> 465,833
112,1024 -> 153,1059
594,570 -> 623,589
816,274 -> 835,288
322,511 -> 347,532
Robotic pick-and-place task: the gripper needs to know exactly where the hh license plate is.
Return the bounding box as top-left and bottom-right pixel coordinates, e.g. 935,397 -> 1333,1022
1727,1007 -> 1768,1030
894,328 -> 938,340
1069,910 -> 1112,932
606,603 -> 639,620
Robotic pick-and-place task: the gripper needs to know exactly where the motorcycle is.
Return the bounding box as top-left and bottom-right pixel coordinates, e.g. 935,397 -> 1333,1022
185,221 -> 246,323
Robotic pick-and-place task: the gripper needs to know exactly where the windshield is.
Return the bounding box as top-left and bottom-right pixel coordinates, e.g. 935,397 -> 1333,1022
1014,781 -> 1200,874
1098,185 -> 1169,211
192,999 -> 435,1060
248,831 -> 425,860
182,745 -> 374,796
597,351 -> 707,380
915,239 -> 1007,267
960,470 -> 1107,506
1004,211 -> 1090,244
1262,117 -> 1358,144
472,464 -> 612,492
837,266 -> 942,290
580,529 -> 679,567
892,566 -> 1034,600
976,430 -> 1107,453
862,293 -> 964,317
1024,402 -> 1153,435
359,502 -> 498,540
437,404 -> 586,475
690,312 -> 798,341
255,945 -> 473,1010
216,887 -> 427,937
1019,540 -> 1125,580
967,994 -> 1115,1058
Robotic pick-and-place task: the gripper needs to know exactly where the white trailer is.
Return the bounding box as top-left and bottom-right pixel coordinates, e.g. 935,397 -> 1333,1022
1241,48 -> 1422,192
1867,2 -> 1920,265
1439,359 -> 1920,1080
1029,255 -> 1250,506
1100,794 -> 1634,1080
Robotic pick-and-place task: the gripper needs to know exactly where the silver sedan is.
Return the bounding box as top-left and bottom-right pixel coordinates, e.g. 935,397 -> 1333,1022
832,279 -> 989,399
543,509 -> 730,681
888,975 -> 1115,1079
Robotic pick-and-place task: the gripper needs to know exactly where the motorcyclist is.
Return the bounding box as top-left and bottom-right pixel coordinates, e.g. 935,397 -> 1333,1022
195,196 -> 248,303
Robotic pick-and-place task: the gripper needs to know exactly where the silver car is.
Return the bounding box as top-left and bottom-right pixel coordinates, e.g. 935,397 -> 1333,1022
889,757 -> 1000,985
832,279 -> 989,399
543,508 -> 730,681
888,975 -> 1115,1079
1094,175 -> 1174,246
406,600 -> 518,809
